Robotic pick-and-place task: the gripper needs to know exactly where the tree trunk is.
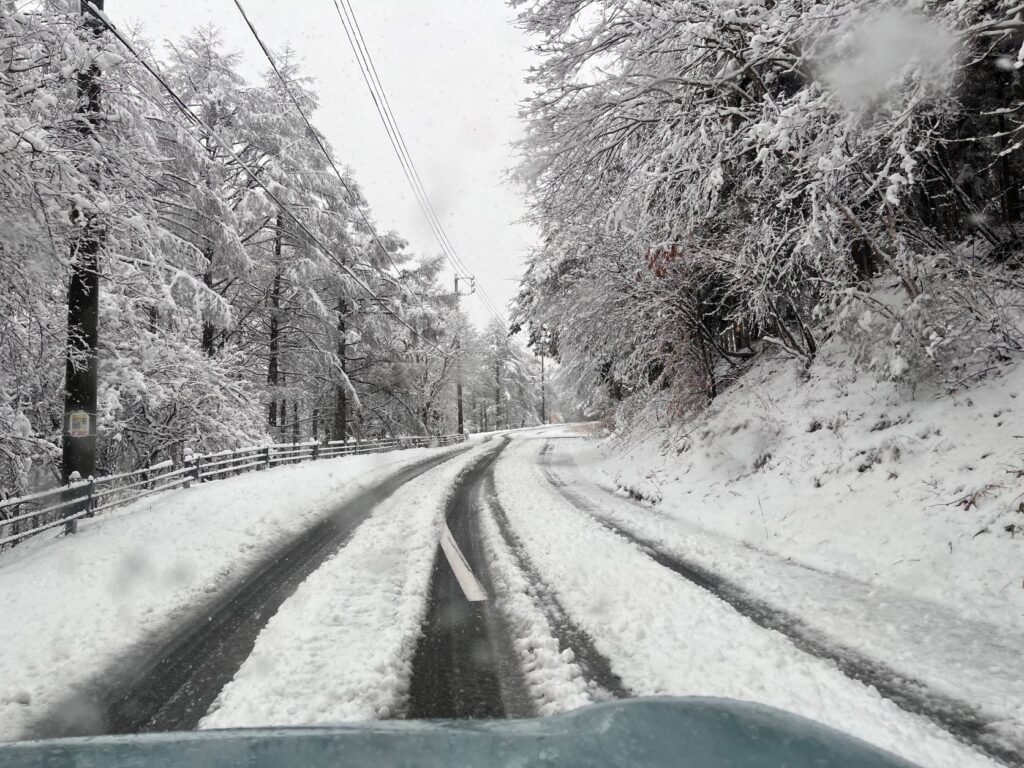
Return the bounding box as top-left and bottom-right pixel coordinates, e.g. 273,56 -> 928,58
201,254 -> 216,356
494,360 -> 501,431
334,297 -> 347,441
998,114 -> 1021,230
267,218 -> 282,428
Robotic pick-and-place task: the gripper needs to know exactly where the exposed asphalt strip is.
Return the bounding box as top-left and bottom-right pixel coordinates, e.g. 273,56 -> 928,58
405,440 -> 534,720
538,442 -> 1022,768
30,447 -> 469,740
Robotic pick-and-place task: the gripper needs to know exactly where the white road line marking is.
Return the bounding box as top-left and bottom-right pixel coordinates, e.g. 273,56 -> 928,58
440,523 -> 488,602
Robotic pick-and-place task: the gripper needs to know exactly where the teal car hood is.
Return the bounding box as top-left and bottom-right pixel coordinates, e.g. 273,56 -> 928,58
0,697 -> 919,767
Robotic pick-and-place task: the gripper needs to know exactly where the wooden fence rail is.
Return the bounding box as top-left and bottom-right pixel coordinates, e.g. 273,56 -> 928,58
0,433 -> 467,554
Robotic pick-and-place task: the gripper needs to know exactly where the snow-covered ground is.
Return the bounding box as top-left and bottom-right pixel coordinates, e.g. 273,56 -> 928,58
0,444 -> 465,742
493,436 -> 999,768
550,437 -> 1023,753
1,411 -> 1015,766
592,354 -> 1024,633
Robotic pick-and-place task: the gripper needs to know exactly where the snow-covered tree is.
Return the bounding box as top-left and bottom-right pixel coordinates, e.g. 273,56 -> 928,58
513,0 -> 1024,415
0,10 -> 490,499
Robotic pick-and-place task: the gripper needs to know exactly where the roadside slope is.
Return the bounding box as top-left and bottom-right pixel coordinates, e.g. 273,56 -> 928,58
546,437 -> 1023,759
591,353 -> 1024,631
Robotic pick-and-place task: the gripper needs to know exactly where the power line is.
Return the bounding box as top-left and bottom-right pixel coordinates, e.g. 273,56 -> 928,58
339,0 -> 508,324
230,0 -> 429,316
80,1 -> 449,356
329,0 -> 507,326
336,0 -> 468,274
329,0 -> 468,283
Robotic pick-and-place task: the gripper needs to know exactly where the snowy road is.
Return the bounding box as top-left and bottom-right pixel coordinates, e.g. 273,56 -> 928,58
3,427 -> 1018,767
29,447 -> 470,737
406,439 -> 532,719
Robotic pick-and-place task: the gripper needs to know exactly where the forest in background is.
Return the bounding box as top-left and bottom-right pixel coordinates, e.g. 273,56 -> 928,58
0,4 -> 548,497
512,0 -> 1024,417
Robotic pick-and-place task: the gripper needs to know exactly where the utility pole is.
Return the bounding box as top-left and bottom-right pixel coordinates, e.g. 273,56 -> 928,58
453,275 -> 474,434
540,351 -> 545,424
62,0 -> 105,532
538,326 -> 549,424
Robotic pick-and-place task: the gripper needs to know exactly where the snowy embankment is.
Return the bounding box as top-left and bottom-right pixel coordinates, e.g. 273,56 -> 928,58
494,438 -> 996,768
590,352 -> 1024,633
549,445 -> 1024,751
0,444 -> 465,742
200,441 -> 498,727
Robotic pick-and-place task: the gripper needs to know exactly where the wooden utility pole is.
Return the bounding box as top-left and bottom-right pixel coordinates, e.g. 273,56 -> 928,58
540,351 -> 546,424
453,276 -> 473,435
267,216 -> 282,430
62,0 -> 105,521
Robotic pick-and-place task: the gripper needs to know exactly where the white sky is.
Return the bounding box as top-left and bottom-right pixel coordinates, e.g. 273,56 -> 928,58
121,0 -> 539,327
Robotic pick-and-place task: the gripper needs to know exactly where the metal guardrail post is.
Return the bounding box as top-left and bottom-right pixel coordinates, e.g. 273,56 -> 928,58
62,480 -> 88,535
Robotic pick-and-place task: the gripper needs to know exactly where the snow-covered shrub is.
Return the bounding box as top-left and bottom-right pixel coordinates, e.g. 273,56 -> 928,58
832,257 -> 1024,385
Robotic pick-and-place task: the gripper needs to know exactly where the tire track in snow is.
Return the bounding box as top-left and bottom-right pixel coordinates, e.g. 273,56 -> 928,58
539,441 -> 1022,768
32,447 -> 469,738
482,467 -> 630,703
405,441 -> 533,719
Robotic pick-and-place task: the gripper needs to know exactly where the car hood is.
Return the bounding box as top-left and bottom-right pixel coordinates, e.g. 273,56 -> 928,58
0,696 -> 919,767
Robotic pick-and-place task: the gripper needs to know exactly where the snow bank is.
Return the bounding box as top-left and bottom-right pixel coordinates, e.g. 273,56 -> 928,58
0,445 -> 463,742
597,352 -> 1024,632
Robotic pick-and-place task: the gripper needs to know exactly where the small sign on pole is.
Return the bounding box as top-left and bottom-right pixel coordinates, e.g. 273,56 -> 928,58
68,410 -> 91,438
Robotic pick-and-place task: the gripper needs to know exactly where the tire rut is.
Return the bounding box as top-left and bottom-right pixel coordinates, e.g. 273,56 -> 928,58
405,441 -> 533,719
32,447 -> 468,739
539,443 -> 1021,768
482,467 -> 630,702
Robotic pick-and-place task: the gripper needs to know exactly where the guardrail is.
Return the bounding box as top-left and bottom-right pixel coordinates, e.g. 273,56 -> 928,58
0,433 -> 467,554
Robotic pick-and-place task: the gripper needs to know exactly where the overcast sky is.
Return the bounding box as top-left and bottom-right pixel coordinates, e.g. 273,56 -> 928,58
122,0 -> 538,327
